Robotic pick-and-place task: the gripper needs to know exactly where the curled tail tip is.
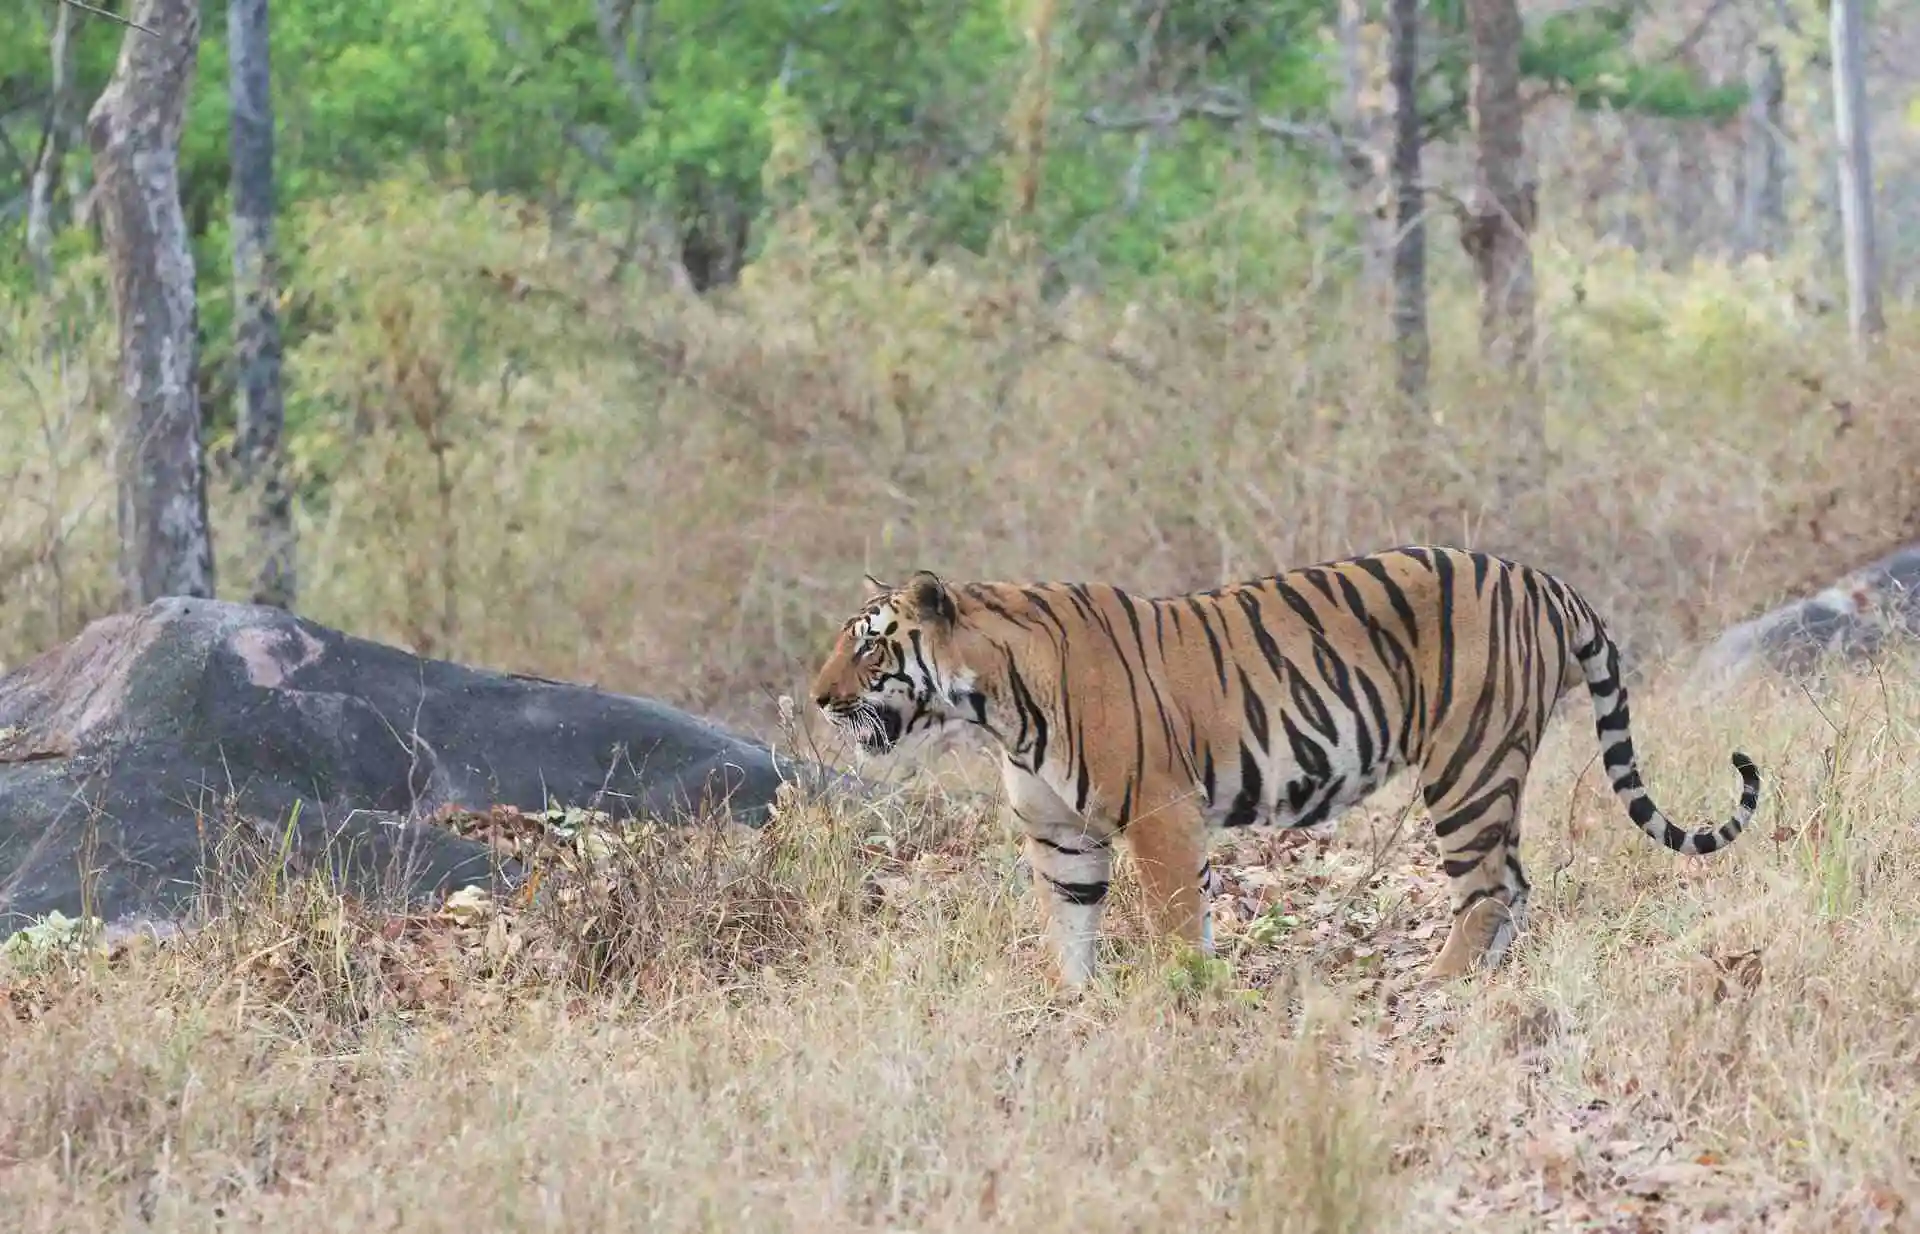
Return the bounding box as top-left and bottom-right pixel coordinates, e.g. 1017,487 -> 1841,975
1702,750 -> 1762,857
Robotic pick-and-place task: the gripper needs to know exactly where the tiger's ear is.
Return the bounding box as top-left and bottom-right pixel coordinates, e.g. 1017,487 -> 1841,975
861,573 -> 892,600
903,570 -> 957,625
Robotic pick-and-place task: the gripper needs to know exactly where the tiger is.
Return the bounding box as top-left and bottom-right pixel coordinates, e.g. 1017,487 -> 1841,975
807,546 -> 1761,987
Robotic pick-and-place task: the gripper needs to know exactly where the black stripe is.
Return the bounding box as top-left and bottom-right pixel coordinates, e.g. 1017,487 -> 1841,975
1188,599 -> 1230,690
1239,667 -> 1270,749
1353,556 -> 1421,647
1431,550 -> 1458,730
1022,588 -> 1063,626
1005,658 -> 1050,771
1281,711 -> 1331,780
1301,567 -> 1341,605
1234,590 -> 1292,687
1292,776 -> 1347,830
1349,665 -> 1388,777
1271,579 -> 1328,636
1225,744 -> 1262,827
1344,581 -> 1420,760
1030,833 -> 1110,855
1082,588 -> 1151,801
1427,594 -> 1502,798
1043,875 -> 1110,906
1449,724 -> 1529,812
1286,667 -> 1339,743
973,593 -> 1034,627
1431,777 -> 1520,838
1310,638 -> 1361,732
1455,886 -> 1497,914
1116,589 -> 1184,773
1470,551 -> 1491,595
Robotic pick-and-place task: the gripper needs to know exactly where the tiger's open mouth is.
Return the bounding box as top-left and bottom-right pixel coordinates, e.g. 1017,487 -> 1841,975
823,702 -> 902,754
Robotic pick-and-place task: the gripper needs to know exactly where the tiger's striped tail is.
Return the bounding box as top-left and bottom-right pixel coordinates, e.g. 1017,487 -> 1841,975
1574,622 -> 1759,857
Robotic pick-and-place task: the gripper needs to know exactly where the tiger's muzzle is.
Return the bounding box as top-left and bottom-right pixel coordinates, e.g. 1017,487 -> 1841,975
816,697 -> 904,755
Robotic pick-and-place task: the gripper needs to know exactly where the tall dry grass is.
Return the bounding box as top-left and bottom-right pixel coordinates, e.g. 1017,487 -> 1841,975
2,665 -> 1918,1230
2,177 -> 1916,737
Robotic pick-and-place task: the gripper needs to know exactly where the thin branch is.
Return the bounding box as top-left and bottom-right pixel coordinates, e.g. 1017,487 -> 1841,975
0,120 -> 33,180
1661,0 -> 1735,66
55,0 -> 159,37
1083,88 -> 1375,182
1084,89 -> 1474,212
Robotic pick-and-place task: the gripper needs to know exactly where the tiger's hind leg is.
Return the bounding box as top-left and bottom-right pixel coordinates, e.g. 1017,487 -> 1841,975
1422,757 -> 1535,981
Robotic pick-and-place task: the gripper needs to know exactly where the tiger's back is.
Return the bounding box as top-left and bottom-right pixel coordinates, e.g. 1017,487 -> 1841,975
1141,547 -> 1751,857
1150,546 -> 1597,835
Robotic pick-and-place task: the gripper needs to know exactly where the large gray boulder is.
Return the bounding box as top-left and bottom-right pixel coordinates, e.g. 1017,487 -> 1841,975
0,598 -> 841,937
1692,543 -> 1920,690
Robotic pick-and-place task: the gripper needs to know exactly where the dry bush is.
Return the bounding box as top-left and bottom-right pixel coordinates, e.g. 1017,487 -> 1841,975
0,267 -> 123,664
4,177 -> 1918,732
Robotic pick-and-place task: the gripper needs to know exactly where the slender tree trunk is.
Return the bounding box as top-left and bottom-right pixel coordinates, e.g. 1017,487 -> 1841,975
1738,41 -> 1786,258
1388,0 -> 1428,415
593,0 -> 651,112
230,0 -> 295,607
1829,0 -> 1882,344
87,0 -> 216,605
1673,120 -> 1712,263
1337,0 -> 1387,298
26,0 -> 76,289
1461,0 -> 1536,383
1011,0 -> 1059,231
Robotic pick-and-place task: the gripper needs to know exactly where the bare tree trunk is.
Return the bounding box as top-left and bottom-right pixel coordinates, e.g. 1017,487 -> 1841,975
1673,120 -> 1712,264
1388,0 -> 1428,415
1738,41 -> 1786,258
1461,0 -> 1536,384
1829,0 -> 1882,345
25,0 -> 76,289
87,0 -> 215,605
1011,0 -> 1059,231
230,0 -> 295,607
1337,0 -> 1387,298
593,0 -> 652,112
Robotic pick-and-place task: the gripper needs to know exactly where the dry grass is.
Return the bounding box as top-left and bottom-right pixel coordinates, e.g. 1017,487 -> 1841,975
4,180 -> 1920,1230
3,665 -> 1919,1231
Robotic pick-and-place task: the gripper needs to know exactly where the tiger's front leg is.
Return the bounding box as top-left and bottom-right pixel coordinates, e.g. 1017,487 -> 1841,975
1004,764 -> 1116,988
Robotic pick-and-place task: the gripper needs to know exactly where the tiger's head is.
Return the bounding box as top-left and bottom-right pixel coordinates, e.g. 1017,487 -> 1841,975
809,570 -> 979,756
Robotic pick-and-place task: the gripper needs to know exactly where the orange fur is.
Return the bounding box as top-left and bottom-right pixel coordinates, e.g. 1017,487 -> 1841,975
810,548 -> 1761,986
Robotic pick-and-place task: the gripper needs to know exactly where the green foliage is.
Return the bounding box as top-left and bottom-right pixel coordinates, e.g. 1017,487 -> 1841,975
0,0 -> 1747,304
1418,0 -> 1748,140
1521,3 -> 1748,121
1068,0 -> 1339,113
1,910 -> 106,974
